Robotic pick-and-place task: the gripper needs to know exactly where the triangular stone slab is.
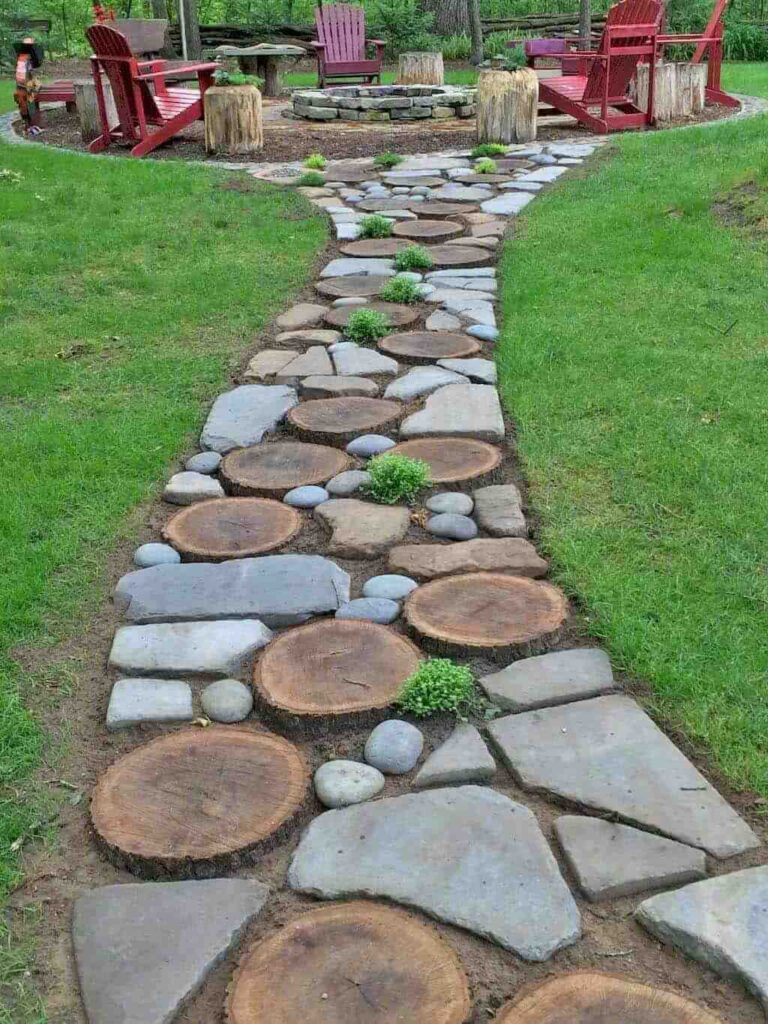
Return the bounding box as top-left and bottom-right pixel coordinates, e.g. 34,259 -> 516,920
400,383 -> 504,441
200,385 -> 298,454
413,724 -> 496,788
488,695 -> 759,858
288,785 -> 581,961
73,879 -> 269,1024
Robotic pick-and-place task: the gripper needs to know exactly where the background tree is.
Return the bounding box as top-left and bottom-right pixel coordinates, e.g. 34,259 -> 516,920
578,0 -> 591,49
420,0 -> 468,36
468,0 -> 483,64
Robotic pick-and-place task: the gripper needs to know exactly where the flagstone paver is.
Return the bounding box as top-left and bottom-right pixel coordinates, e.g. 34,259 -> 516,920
315,498 -> 410,558
480,648 -> 615,711
106,678 -> 193,730
108,619 -> 273,677
200,385 -> 298,453
275,346 -> 334,379
389,537 -> 548,579
162,471 -> 225,505
300,374 -> 379,397
384,365 -> 465,400
473,483 -> 526,536
413,724 -> 496,788
400,383 -> 505,441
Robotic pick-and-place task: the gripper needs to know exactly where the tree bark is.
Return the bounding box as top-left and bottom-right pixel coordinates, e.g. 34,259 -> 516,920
74,78 -> 118,143
477,66 -> 538,145
578,0 -> 592,50
633,62 -> 707,121
397,51 -> 445,85
468,0 -> 484,65
420,0 -> 469,36
179,0 -> 202,58
204,85 -> 264,155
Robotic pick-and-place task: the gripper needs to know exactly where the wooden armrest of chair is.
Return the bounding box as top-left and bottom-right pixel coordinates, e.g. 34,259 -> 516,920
368,39 -> 386,45
137,61 -> 218,81
310,41 -> 326,49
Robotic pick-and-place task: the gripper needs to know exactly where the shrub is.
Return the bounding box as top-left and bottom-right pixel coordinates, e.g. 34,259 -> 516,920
471,143 -> 507,158
212,69 -> 262,88
365,453 -> 431,504
441,33 -> 472,61
397,659 -> 475,717
374,151 -> 404,169
475,157 -> 498,174
297,171 -> 326,187
359,214 -> 393,239
393,245 -> 434,272
505,43 -> 528,71
371,0 -> 436,55
304,153 -> 327,170
484,30 -> 523,60
380,276 -> 424,304
724,23 -> 768,61
344,308 -> 391,345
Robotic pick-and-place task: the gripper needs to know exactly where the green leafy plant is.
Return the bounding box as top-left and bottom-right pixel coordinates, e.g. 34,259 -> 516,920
393,245 -> 434,272
374,151 -> 405,169
304,153 -> 327,170
365,453 -> 431,504
297,171 -> 326,187
471,143 -> 507,158
371,0 -> 436,55
380,276 -> 424,304
359,214 -> 393,239
475,157 -> 498,174
397,659 -> 475,717
505,43 -> 528,71
213,68 -> 263,88
484,30 -> 523,60
344,308 -> 391,345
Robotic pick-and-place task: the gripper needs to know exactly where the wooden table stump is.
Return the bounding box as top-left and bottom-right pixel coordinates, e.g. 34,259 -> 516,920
204,84 -> 263,156
227,902 -> 470,1024
221,441 -> 351,498
477,66 -> 538,145
163,496 -> 302,560
74,78 -> 117,144
389,438 -> 502,484
397,51 -> 445,86
633,62 -> 707,122
378,331 -> 481,363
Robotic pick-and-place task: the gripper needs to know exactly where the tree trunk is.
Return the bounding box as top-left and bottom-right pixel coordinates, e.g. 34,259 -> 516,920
468,0 -> 484,66
578,0 -> 591,50
179,0 -> 202,59
397,51 -> 445,85
74,78 -> 117,143
477,67 -> 538,145
633,61 -> 707,121
204,85 -> 263,155
150,0 -> 176,54
420,0 -> 469,36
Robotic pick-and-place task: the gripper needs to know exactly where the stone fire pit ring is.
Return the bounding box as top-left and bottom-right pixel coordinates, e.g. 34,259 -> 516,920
292,85 -> 476,122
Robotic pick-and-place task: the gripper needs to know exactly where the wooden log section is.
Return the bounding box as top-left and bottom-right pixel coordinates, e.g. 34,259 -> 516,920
392,219 -> 466,242
162,497 -> 301,561
397,51 -> 445,86
91,727 -> 309,879
389,438 -> 502,484
415,201 -> 480,219
477,67 -> 538,145
633,62 -> 707,122
254,619 -> 422,734
378,331 -> 481,363
204,84 -> 263,156
498,972 -> 724,1024
315,275 -> 392,299
287,397 -> 403,446
74,78 -> 118,144
404,572 -> 568,660
340,238 -> 412,258
227,902 -> 470,1024
427,245 -> 495,268
221,441 -> 351,498
324,302 -> 420,330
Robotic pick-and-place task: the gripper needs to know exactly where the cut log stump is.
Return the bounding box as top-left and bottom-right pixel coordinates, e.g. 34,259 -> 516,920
221,441 -> 352,498
389,438 -> 502,484
74,77 -> 118,143
477,66 -> 538,145
340,238 -> 411,258
287,397 -> 402,446
405,571 -> 567,659
497,972 -> 724,1023
204,84 -> 263,156
163,496 -> 302,560
227,901 -> 470,1024
633,62 -> 707,122
379,331 -> 481,363
427,244 -> 495,268
91,727 -> 308,878
315,275 -> 391,299
254,619 -> 422,733
397,51 -> 445,86
392,219 -> 465,242
325,301 -> 420,330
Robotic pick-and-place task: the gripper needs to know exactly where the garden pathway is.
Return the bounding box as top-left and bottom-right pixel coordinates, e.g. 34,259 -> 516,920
71,141 -> 768,1023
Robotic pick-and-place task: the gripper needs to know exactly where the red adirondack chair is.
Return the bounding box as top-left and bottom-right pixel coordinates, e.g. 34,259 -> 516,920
312,4 -> 385,88
86,24 -> 217,158
658,0 -> 739,108
538,0 -> 663,134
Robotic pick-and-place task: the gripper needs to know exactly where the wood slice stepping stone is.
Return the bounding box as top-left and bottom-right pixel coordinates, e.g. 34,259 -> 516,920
221,442 -> 351,498
379,331 -> 481,363
415,201 -> 479,218
340,238 -> 411,258
163,497 -> 301,561
324,164 -> 378,183
389,437 -> 502,483
227,902 -> 470,1024
405,572 -> 568,658
91,727 -> 308,878
392,219 -> 465,242
315,274 -> 391,299
287,397 -> 402,446
325,301 -> 419,330
427,244 -> 495,268
254,619 -> 422,732
497,973 -> 724,1024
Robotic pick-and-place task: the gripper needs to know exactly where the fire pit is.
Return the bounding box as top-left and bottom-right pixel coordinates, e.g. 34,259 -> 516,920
291,85 -> 476,123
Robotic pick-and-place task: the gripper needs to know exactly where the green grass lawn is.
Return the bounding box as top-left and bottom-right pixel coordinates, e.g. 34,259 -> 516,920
498,74 -> 768,799
284,68 -> 479,88
0,80 -> 15,113
0,140 -> 323,1016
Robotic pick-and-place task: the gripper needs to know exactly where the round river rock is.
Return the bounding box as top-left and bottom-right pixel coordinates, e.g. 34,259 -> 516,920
365,720 -> 424,774
313,759 -> 385,808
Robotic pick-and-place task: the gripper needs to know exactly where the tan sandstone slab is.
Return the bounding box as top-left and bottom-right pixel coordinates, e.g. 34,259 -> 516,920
276,329 -> 342,346
400,384 -> 505,442
275,346 -> 334,380
389,538 -> 547,580
276,304 -> 329,330
315,499 -> 410,559
244,350 -> 295,381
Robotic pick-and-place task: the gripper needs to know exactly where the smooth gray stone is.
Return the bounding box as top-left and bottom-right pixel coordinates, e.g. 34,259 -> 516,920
426,513 -> 478,540
426,310 -> 462,331
133,543 -> 181,568
428,287 -> 494,305
466,324 -> 499,342
517,166 -> 568,184
481,648 -> 614,712
276,303 -> 330,330
300,375 -> 379,399
201,678 -> 254,723
365,719 -> 424,774
332,295 -> 368,306
108,620 -> 273,678
288,786 -> 581,960
413,724 -> 496,788
384,366 -> 464,401
425,492 -> 474,516
499,180 -> 544,192
400,384 -> 504,442
276,346 -> 334,379
636,867 -> 768,1006
437,358 -> 496,385
425,268 -> 496,280
530,152 -> 558,165
443,298 -> 496,327
73,880 -> 269,1024
163,472 -> 224,505
333,348 -> 399,377
283,485 -> 330,508
335,597 -> 400,624
430,185 -> 493,202
555,815 -> 706,901
346,434 -> 396,457
114,556 -> 351,627
325,469 -> 371,496
327,341 -> 358,353
200,385 -> 298,453
473,483 -> 526,537
488,696 -> 760,858
185,451 -> 222,474
314,760 -> 385,808
480,192 -> 534,216
548,143 -> 596,158
362,574 -> 417,600
106,678 -> 193,731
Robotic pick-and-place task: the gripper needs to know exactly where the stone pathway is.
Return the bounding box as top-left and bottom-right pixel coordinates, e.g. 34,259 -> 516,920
66,139 -> 767,1022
